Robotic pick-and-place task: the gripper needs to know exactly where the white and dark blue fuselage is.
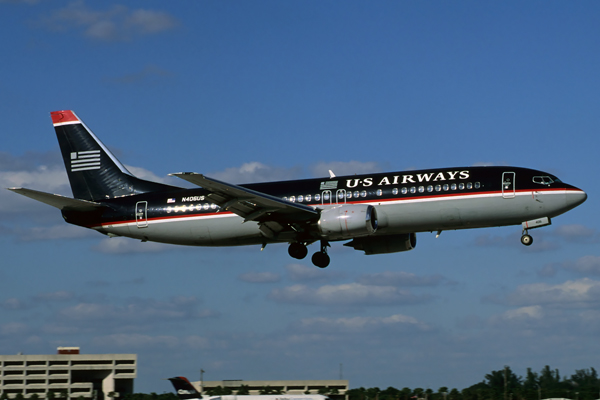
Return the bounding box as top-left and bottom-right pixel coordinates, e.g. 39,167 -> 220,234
9,111 -> 587,268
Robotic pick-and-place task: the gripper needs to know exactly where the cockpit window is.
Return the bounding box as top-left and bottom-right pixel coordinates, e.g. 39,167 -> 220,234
533,176 -> 554,185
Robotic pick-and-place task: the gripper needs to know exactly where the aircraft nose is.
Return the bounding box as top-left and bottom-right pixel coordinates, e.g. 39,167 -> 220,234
566,188 -> 587,208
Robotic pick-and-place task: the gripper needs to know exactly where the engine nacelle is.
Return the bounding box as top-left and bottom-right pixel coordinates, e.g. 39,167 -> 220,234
344,233 -> 417,255
318,204 -> 378,240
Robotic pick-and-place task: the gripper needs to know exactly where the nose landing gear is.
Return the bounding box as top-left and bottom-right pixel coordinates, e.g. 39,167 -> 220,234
521,230 -> 533,246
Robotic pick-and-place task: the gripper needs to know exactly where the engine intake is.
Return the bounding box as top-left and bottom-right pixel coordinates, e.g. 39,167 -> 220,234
344,233 -> 417,255
318,204 -> 377,240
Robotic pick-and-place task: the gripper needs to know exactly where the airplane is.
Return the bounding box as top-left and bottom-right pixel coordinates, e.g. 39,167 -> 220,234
8,110 -> 587,268
168,376 -> 330,400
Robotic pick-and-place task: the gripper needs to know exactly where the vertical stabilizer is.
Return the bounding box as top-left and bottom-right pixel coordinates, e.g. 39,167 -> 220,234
51,110 -> 177,201
168,377 -> 202,400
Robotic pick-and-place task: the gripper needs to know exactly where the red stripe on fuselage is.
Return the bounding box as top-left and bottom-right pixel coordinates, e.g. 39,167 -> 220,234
86,187 -> 574,230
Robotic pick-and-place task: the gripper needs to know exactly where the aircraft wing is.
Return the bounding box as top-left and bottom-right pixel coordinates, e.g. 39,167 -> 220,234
7,188 -> 104,212
169,173 -> 319,224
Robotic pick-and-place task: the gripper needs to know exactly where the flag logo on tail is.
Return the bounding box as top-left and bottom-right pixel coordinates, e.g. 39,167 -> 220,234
71,150 -> 101,172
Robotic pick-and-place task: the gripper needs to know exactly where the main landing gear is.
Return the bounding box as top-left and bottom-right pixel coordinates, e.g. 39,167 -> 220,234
521,229 -> 533,246
288,242 -> 308,259
287,241 -> 330,268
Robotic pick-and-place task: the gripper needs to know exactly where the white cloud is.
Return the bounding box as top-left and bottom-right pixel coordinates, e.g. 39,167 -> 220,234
298,314 -> 430,333
109,65 -> 175,86
124,164 -> 179,185
501,305 -> 544,320
285,263 -> 341,283
92,333 -> 214,350
497,278 -> 600,308
0,298 -> 28,311
34,291 -> 75,302
92,237 -> 174,254
40,1 -> 179,42
55,296 -> 217,329
269,283 -> 431,306
92,333 -> 180,348
0,167 -> 70,212
0,322 -> 29,336
210,162 -> 303,184
310,161 -> 383,178
553,224 -> 596,239
357,271 -> 448,287
562,255 -> 600,276
15,224 -> 97,242
238,271 -> 281,284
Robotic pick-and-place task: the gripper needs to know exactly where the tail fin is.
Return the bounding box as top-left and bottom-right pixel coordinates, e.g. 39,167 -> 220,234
168,377 -> 202,400
51,110 -> 178,201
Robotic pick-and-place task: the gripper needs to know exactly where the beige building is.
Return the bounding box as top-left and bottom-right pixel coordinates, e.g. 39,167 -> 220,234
0,347 -> 136,400
195,379 -> 349,400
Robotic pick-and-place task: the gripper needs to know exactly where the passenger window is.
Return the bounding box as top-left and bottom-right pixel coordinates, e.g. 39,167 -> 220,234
315,194 -> 321,201
451,183 -> 457,190
306,194 -> 312,202
297,195 -> 304,202
427,185 -> 433,193
418,186 -> 425,193
211,204 -> 217,209
459,183 -> 465,190
353,191 -> 360,198
323,193 -> 329,201
203,203 -> 209,210
467,182 -> 473,189
392,188 -> 398,195
401,187 -> 408,195
474,182 -> 481,189
346,192 -> 352,199
290,196 -> 296,202
410,187 -> 416,194
376,189 -> 383,196
360,190 -> 367,197
443,184 -> 449,191
338,192 -> 344,199
435,184 -> 441,192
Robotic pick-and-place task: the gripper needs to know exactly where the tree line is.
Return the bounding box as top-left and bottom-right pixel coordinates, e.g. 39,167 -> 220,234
347,366 -> 600,400
3,366 -> 598,400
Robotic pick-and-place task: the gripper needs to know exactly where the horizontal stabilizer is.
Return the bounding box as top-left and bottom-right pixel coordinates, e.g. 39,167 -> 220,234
7,188 -> 104,212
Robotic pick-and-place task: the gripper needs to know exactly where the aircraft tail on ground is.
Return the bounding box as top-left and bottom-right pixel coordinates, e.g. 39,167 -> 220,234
51,110 -> 178,201
168,377 -> 202,400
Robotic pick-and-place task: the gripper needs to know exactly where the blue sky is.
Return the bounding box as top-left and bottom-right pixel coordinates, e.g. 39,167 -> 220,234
1,0 -> 599,394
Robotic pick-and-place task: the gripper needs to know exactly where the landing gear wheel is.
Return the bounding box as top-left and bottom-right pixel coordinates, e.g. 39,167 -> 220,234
288,242 -> 308,259
521,234 -> 533,246
312,251 -> 330,268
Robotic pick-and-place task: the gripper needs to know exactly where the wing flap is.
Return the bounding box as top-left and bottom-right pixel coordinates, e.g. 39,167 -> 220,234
7,188 -> 104,212
169,172 -> 318,223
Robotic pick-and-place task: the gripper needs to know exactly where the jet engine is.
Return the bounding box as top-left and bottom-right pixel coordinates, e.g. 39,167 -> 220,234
344,233 -> 417,255
318,204 -> 377,240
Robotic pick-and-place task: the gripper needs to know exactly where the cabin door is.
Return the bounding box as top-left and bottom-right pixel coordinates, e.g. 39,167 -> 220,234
335,189 -> 347,204
502,172 -> 516,199
135,201 -> 148,228
321,190 -> 332,205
